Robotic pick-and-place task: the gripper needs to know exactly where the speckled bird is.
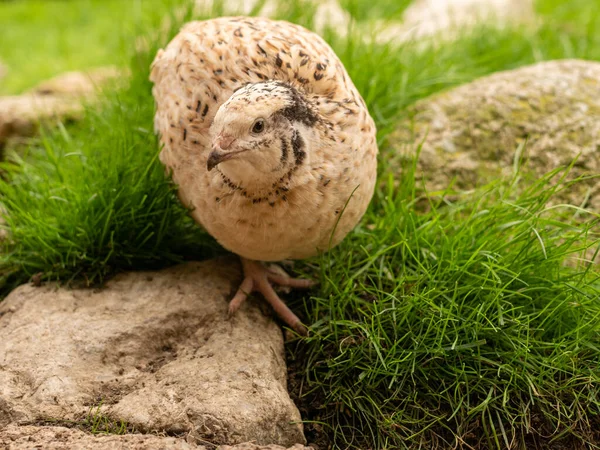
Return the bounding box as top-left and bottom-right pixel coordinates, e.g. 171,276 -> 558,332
150,16 -> 378,335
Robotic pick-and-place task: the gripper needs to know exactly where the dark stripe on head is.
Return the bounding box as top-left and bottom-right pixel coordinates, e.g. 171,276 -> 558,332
272,82 -> 319,127
291,129 -> 306,165
280,137 -> 289,164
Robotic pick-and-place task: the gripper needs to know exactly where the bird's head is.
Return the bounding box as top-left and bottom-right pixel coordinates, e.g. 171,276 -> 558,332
208,81 -> 320,190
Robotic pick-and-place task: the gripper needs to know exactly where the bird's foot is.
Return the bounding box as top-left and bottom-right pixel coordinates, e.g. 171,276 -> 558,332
228,257 -> 315,336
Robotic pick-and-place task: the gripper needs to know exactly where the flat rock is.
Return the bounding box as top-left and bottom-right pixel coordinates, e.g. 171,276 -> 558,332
0,425 -> 201,450
30,67 -> 121,97
0,94 -> 84,146
0,67 -> 121,147
393,59 -> 600,210
0,425 -> 311,450
0,259 -> 305,447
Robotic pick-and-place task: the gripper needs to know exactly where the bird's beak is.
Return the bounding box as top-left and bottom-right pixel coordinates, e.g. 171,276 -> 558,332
207,134 -> 239,171
207,149 -> 232,171
207,147 -> 249,171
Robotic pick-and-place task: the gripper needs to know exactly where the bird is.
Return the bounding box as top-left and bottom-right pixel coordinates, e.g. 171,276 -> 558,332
150,16 -> 378,335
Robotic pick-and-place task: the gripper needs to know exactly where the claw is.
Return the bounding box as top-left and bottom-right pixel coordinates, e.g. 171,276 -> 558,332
228,258 -> 315,336
228,276 -> 254,315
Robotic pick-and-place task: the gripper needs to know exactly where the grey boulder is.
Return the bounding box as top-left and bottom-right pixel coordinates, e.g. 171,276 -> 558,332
394,59 -> 600,210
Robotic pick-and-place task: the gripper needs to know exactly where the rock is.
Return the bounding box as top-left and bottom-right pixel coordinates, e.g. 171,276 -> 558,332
0,67 -> 122,148
0,425 -> 202,450
0,425 -> 312,450
393,60 -> 600,210
0,95 -> 84,146
0,259 -> 305,447
31,67 -> 121,97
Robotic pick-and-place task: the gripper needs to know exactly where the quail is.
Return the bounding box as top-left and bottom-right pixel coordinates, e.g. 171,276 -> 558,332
150,16 -> 378,335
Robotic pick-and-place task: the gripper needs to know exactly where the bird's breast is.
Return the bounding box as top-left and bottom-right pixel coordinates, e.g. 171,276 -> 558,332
193,171 -> 368,261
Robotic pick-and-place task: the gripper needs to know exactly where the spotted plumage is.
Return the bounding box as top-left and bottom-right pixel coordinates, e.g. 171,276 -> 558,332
151,16 -> 378,334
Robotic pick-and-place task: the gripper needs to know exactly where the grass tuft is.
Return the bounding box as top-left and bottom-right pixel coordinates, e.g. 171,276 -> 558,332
83,403 -> 133,435
294,160 -> 600,448
0,1 -> 220,290
36,402 -> 135,435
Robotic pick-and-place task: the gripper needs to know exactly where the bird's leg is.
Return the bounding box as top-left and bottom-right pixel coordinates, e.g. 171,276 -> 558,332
229,257 -> 315,336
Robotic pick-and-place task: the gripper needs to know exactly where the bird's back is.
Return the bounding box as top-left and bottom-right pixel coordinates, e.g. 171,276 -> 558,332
151,17 -> 378,261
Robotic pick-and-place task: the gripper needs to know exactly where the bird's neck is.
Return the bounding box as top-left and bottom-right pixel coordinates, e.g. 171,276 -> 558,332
216,157 -> 309,198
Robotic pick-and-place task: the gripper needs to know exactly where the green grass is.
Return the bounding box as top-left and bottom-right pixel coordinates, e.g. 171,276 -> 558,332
83,403 -> 133,435
0,0 -> 167,95
1,0 -> 600,448
340,0 -> 412,22
292,167 -> 599,448
0,1 -> 220,289
38,402 -> 134,435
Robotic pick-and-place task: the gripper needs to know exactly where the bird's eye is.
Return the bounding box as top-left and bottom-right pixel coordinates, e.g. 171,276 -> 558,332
251,119 -> 265,134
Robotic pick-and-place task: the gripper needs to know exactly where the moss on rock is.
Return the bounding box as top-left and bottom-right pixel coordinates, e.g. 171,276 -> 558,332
393,59 -> 600,210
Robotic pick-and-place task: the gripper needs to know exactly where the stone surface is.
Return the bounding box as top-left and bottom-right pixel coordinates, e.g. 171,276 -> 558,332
0,425 -> 312,450
0,67 -> 121,147
0,94 -> 83,146
0,259 -> 305,447
393,59 -> 600,210
31,67 -> 121,97
0,425 -> 201,450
